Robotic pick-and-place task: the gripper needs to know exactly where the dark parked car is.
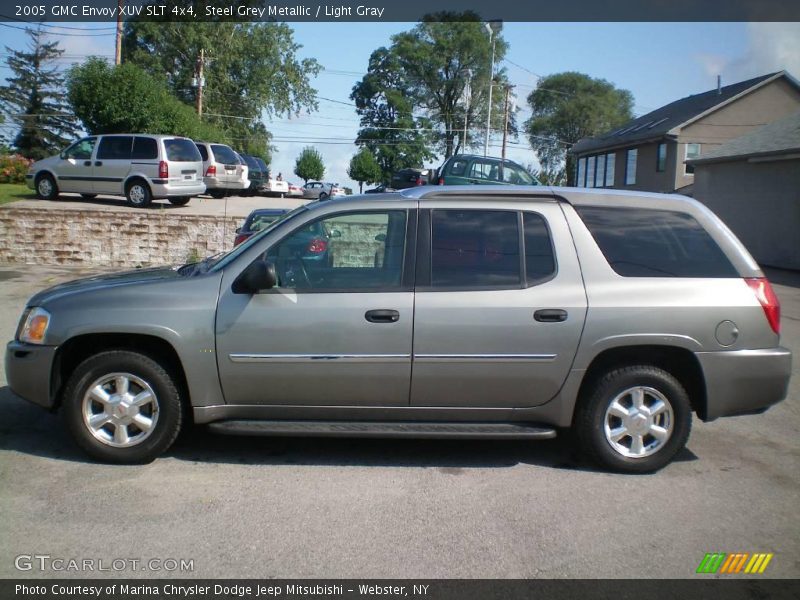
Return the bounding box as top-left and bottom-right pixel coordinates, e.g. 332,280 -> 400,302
390,168 -> 431,190
240,155 -> 267,195
364,183 -> 396,194
436,154 -> 540,186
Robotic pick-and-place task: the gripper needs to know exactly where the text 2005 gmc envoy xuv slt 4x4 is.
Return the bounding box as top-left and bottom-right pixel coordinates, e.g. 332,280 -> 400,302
5,186 -> 792,472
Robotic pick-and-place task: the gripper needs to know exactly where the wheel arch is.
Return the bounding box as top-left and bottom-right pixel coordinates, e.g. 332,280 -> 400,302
575,345 -> 707,422
52,333 -> 191,419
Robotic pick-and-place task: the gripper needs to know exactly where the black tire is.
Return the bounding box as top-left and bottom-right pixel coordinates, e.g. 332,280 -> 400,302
62,350 -> 183,464
574,365 -> 692,473
35,173 -> 58,200
80,193 -> 97,199
125,179 -> 152,208
168,196 -> 191,206
210,190 -> 226,199
318,192 -> 328,201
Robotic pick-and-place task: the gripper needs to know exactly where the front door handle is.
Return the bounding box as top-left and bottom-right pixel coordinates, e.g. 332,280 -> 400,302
83,160 -> 92,167
94,161 -> 103,167
365,309 -> 400,323
534,309 -> 568,323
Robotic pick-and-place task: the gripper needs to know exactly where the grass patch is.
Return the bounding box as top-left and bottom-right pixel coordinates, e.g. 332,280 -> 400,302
0,183 -> 34,205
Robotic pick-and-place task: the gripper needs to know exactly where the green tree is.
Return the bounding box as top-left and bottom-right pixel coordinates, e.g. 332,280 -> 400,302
347,147 -> 383,193
389,12 -> 513,158
66,58 -> 226,142
525,72 -> 633,185
0,28 -> 80,159
122,18 -> 321,160
351,47 -> 434,183
294,146 -> 325,184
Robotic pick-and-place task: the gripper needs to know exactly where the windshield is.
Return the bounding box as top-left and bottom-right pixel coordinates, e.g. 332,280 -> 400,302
211,144 -> 238,164
209,205 -> 310,272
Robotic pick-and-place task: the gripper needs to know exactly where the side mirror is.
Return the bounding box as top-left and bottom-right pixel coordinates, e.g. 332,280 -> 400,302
232,260 -> 277,294
374,233 -> 386,242
329,229 -> 342,239
59,152 -> 66,160
235,227 -> 241,234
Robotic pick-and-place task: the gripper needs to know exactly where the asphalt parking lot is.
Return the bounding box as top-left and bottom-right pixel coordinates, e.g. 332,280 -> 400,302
0,264 -> 797,579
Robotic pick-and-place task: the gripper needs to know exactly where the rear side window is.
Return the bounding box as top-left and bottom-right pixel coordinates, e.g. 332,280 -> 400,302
131,137 -> 158,160
165,139 -> 202,162
211,144 -> 238,164
431,210 -> 520,288
448,160 -> 468,176
97,136 -> 133,160
524,212 -> 556,282
196,144 -> 208,161
576,206 -> 738,277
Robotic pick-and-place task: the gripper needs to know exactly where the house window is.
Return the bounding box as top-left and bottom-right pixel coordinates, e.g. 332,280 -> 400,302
576,157 -> 586,187
685,143 -> 701,174
586,156 -> 595,188
656,143 -> 667,172
595,154 -> 606,187
605,153 -> 615,186
625,149 -> 637,185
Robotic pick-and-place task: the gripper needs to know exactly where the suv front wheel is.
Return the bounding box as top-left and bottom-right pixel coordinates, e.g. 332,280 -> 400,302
62,350 -> 183,463
575,365 -> 692,473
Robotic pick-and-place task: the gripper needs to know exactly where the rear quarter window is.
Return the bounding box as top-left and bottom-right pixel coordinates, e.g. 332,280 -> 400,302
164,139 -> 202,162
576,206 -> 738,278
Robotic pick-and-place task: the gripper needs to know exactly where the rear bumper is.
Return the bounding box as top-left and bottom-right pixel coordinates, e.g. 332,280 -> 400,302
204,177 -> 249,191
150,181 -> 206,198
696,347 -> 792,420
5,341 -> 57,409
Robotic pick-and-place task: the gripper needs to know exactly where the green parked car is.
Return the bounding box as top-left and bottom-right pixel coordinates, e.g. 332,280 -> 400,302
435,154 -> 540,186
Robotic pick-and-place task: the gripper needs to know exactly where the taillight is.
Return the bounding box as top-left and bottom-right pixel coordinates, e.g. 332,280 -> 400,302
234,233 -> 249,246
307,238 -> 328,254
745,277 -> 781,334
438,177 -> 444,185
158,160 -> 168,179
206,165 -> 217,177
416,178 -> 424,186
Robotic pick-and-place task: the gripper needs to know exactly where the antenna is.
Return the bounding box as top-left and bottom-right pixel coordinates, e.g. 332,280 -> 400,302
717,75 -> 721,95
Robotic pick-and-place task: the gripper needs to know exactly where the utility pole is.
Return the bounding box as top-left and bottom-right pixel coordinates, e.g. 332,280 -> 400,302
461,69 -> 472,154
195,48 -> 205,118
483,20 -> 502,156
114,0 -> 123,65
500,84 -> 514,174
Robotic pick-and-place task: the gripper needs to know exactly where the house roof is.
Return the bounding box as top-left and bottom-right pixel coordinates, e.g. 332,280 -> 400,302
571,71 -> 793,155
687,109 -> 800,164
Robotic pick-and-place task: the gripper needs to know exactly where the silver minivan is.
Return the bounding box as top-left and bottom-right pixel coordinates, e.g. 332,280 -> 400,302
5,186 -> 792,472
194,141 -> 250,198
26,134 -> 206,208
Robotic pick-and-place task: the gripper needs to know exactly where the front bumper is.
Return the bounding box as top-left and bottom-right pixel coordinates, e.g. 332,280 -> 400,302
5,341 -> 58,409
25,173 -> 34,190
696,347 -> 792,420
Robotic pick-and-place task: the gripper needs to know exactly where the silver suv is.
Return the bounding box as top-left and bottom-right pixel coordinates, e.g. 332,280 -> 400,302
5,187 -> 791,472
26,134 -> 206,208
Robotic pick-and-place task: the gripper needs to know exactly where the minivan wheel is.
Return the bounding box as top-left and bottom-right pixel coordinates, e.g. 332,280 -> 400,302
35,174 -> 58,200
575,365 -> 692,473
168,196 -> 191,206
62,350 -> 183,464
126,180 -> 152,208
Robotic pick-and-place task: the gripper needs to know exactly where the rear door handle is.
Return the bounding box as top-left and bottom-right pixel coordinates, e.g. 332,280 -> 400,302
534,309 -> 568,323
83,161 -> 92,167
365,309 -> 400,323
94,161 -> 103,167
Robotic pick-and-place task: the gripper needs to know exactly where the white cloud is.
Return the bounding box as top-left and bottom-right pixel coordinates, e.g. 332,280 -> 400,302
722,23 -> 800,82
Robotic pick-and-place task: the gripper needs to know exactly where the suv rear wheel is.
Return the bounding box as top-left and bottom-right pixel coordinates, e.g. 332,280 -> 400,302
168,196 -> 191,206
575,365 -> 692,473
125,179 -> 152,208
62,350 -> 183,463
35,173 -> 58,200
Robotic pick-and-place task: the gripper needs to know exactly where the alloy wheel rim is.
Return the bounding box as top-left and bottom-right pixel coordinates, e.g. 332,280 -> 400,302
603,386 -> 674,458
129,185 -> 146,204
39,179 -> 53,196
82,372 -> 159,448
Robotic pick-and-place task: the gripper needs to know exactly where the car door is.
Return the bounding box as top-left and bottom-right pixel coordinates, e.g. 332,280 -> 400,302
215,205 -> 417,406
93,136 -> 133,195
410,199 -> 587,408
441,158 -> 470,185
53,137 -> 98,193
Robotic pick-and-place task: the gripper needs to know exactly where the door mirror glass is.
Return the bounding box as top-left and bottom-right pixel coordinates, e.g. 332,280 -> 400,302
232,260 -> 277,294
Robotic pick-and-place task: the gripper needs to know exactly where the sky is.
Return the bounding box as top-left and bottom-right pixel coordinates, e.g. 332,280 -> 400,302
1,20 -> 799,190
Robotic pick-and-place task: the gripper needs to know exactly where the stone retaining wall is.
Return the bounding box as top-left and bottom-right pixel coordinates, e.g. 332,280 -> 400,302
0,207 -> 240,268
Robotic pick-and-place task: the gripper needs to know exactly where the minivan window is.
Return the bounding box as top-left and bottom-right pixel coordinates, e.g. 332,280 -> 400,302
165,138 -> 202,162
211,144 -> 238,165
131,137 -> 158,160
96,136 -> 133,160
431,210 -> 520,288
196,144 -> 209,161
449,160 -> 468,176
576,206 -> 738,278
63,137 -> 96,160
524,212 -> 556,283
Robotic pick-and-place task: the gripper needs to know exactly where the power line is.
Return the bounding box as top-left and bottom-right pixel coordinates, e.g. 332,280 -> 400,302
0,22 -> 116,36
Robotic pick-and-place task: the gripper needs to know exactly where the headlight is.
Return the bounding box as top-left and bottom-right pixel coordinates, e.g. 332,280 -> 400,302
17,307 -> 51,345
